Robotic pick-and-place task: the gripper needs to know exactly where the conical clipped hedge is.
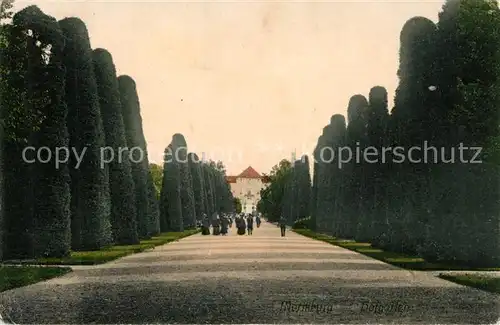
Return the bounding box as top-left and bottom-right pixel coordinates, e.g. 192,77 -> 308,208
93,49 -> 139,245
118,75 -> 152,238
296,155 -> 311,220
188,153 -> 206,219
60,18 -> 112,250
160,142 -> 183,231
202,163 -> 215,218
309,135 -> 323,231
326,115 -> 346,236
2,10 -> 36,259
172,133 -> 196,228
14,6 -> 72,258
393,16 -> 437,147
314,125 -> 331,233
365,86 -> 389,245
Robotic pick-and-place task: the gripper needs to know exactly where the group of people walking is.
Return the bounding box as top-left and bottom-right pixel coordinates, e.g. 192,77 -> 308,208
200,212 -> 262,236
200,212 -> 289,237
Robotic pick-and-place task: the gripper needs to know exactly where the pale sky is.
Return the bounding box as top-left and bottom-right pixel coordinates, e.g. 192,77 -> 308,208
13,0 -> 442,176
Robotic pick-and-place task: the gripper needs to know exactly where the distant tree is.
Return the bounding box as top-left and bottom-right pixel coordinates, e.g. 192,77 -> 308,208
0,0 -> 14,20
216,161 -> 226,175
149,163 -> 163,199
257,159 -> 292,222
93,49 -> 139,245
233,197 -> 242,213
61,18 -> 112,250
146,171 -> 160,234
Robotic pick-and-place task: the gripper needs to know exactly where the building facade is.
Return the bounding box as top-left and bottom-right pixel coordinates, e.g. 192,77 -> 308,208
226,166 -> 267,214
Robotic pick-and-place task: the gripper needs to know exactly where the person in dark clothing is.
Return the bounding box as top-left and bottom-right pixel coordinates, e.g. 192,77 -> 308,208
279,216 -> 286,237
237,215 -> 246,235
246,215 -> 254,235
212,215 -> 221,235
221,215 -> 229,235
256,214 -> 261,228
201,215 -> 210,235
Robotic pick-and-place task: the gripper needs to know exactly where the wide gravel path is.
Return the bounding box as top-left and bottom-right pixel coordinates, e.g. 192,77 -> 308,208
0,221 -> 497,324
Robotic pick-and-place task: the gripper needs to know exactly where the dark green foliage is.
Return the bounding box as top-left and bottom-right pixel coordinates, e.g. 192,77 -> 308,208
282,156 -> 311,223
206,160 -> 233,214
13,6 -> 72,258
146,172 -> 160,233
160,143 -> 183,232
364,86 -> 390,246
149,163 -> 163,199
344,96 -> 368,240
93,49 -> 138,245
297,155 -> 311,219
256,159 -> 292,222
267,1 -> 500,268
1,20 -> 35,259
292,216 -> 312,230
188,153 -> 206,220
202,163 -> 215,218
314,125 -> 332,233
324,115 -> 346,237
309,135 -> 323,231
117,75 -> 152,238
281,162 -> 296,223
172,134 -> 196,228
60,18 -> 111,250
206,160 -> 232,214
435,0 -> 500,147
392,16 -> 437,147
123,83 -> 160,236
233,197 -> 242,213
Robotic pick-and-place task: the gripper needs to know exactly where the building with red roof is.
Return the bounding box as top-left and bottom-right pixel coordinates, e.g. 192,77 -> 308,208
226,166 -> 267,213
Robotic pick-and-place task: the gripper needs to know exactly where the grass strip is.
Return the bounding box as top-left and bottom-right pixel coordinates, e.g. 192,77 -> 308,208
293,228 -> 500,271
3,229 -> 200,266
0,266 -> 72,292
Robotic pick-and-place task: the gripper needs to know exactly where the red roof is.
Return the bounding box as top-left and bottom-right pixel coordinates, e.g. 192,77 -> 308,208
238,166 -> 261,179
226,176 -> 237,183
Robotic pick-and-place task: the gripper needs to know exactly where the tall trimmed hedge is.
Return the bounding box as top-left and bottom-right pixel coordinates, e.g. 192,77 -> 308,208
172,133 -> 196,228
1,11 -> 36,259
202,163 -> 215,218
14,6 -> 72,258
93,49 -> 139,245
188,153 -> 206,219
261,1 -> 500,267
60,18 -> 112,250
160,143 -> 183,231
118,75 -> 152,238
